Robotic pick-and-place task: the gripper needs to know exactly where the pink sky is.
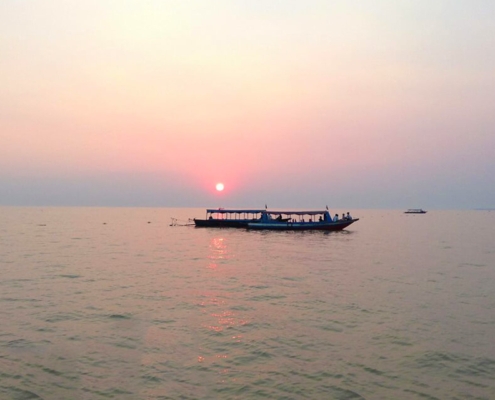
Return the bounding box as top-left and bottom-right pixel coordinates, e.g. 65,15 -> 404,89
1,1 -> 494,208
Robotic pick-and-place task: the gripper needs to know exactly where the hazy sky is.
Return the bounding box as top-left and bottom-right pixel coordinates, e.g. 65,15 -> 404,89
1,0 -> 494,209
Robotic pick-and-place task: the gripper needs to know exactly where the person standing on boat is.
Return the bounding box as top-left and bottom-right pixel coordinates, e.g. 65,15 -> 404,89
333,214 -> 339,222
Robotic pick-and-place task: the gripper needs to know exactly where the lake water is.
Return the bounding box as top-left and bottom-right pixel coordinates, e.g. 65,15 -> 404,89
0,207 -> 494,400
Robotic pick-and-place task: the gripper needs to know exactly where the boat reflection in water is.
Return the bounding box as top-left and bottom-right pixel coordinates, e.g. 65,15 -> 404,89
194,208 -> 358,231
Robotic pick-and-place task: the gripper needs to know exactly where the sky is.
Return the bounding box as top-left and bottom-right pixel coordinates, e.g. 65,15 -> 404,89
1,0 -> 494,209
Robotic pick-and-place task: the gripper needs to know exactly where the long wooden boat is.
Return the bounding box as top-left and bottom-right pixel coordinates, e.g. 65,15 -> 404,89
247,210 -> 358,231
194,209 -> 358,231
247,219 -> 358,231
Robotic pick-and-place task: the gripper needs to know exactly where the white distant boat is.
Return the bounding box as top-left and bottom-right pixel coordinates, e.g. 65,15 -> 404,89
404,209 -> 427,214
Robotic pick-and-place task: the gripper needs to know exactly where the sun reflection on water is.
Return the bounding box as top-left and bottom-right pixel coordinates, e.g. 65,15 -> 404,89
196,236 -> 248,371
208,237 -> 234,261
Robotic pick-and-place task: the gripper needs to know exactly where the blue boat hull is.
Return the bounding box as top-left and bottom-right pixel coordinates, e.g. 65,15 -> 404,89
247,219 -> 359,231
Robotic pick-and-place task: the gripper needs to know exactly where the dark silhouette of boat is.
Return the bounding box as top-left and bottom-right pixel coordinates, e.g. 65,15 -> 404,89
194,209 -> 265,228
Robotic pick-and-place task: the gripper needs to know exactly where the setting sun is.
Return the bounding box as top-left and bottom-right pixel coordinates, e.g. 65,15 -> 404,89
216,183 -> 224,192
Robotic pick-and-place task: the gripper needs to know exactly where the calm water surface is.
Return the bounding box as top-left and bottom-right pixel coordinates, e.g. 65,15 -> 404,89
0,207 -> 494,399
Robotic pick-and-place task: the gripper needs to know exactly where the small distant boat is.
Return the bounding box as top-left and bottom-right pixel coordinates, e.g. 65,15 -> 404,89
194,209 -> 358,231
404,209 -> 427,214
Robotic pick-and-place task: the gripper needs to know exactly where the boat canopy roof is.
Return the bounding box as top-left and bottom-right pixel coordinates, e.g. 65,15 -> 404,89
267,210 -> 328,216
206,208 -> 329,216
207,209 -> 265,214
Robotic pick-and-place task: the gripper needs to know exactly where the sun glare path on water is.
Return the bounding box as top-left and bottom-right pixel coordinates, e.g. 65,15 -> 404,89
216,183 -> 224,192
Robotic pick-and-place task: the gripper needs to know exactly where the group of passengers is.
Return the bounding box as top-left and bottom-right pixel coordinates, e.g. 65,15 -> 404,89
313,212 -> 352,223
328,212 -> 352,222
